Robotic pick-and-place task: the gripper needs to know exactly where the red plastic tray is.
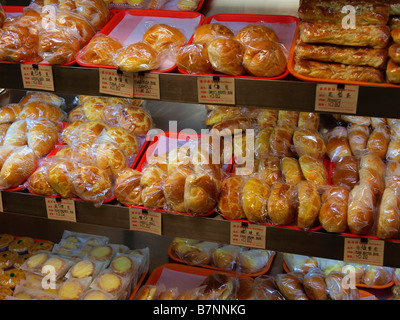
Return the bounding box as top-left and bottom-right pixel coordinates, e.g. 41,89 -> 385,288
287,27 -> 400,88
1,6 -> 77,66
177,13 -> 298,79
76,9 -> 205,72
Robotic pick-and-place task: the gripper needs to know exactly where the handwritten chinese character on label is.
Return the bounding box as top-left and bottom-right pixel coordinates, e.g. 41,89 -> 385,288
132,73 -> 160,100
343,238 -> 384,266
315,84 -> 359,114
129,208 -> 162,235
99,68 -> 134,98
197,76 -> 235,105
45,198 -> 76,222
20,64 -> 54,91
230,222 -> 266,249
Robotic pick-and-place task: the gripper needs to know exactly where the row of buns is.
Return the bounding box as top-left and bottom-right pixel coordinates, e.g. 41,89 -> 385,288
0,230 -> 149,300
0,0 -> 110,64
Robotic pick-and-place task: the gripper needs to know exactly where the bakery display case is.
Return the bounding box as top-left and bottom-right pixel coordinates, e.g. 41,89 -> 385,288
1,0 -> 400,301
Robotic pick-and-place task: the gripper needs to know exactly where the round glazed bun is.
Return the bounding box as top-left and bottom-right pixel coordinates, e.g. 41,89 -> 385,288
56,10 -> 96,46
114,42 -> 160,73
143,24 -> 186,52
176,43 -> 213,74
242,40 -> 287,77
193,23 -> 234,45
235,24 -> 279,46
82,34 -> 123,66
207,38 -> 245,76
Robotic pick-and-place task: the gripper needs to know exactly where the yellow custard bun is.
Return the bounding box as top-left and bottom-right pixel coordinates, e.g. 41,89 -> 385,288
25,252 -> 49,270
28,240 -> 54,254
0,251 -> 18,269
58,279 -> 84,300
42,256 -> 67,276
70,260 -> 96,279
0,234 -> 14,250
96,272 -> 122,294
8,237 -> 35,254
88,245 -> 113,261
111,255 -> 134,276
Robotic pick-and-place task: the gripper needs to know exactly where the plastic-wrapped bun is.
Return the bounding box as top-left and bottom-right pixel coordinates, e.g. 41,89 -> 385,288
363,266 -> 394,287
235,24 -> 279,46
18,101 -> 65,123
26,119 -> 60,157
207,38 -> 245,76
296,180 -> 321,230
275,272 -> 309,300
325,271 -> 360,300
48,159 -> 76,198
267,183 -> 296,225
319,186 -> 349,233
326,126 -> 352,162
0,146 -> 38,189
377,187 -> 400,239
0,4 -> 5,28
142,24 -> 186,53
253,275 -> 285,300
193,23 -> 234,45
212,244 -> 241,271
39,26 -> 81,65
56,10 -> 96,46
0,104 -> 23,124
19,91 -> 65,107
2,120 -> 27,146
237,249 -> 272,274
74,0 -> 110,31
114,42 -> 161,73
217,176 -> 246,220
293,127 -> 326,159
164,166 -> 192,213
242,177 -> 270,222
114,168 -> 143,205
116,106 -> 153,135
140,166 -> 167,209
243,40 -> 287,77
92,141 -> 128,178
302,268 -> 329,300
79,34 -> 123,66
28,161 -> 57,196
176,43 -> 213,74
0,124 -> 11,146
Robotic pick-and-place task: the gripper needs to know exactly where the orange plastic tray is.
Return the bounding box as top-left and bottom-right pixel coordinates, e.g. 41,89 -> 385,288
128,271 -> 148,300
282,260 -> 394,290
168,244 -> 276,277
178,13 -> 298,80
287,27 -> 400,88
76,9 -> 205,71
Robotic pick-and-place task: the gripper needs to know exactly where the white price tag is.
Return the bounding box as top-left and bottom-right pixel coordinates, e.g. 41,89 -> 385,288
343,237 -> 384,266
230,222 -> 266,249
45,198 -> 76,222
133,72 -> 160,100
129,207 -> 162,235
197,76 -> 235,105
315,84 -> 359,114
20,64 -> 54,91
99,68 -> 134,98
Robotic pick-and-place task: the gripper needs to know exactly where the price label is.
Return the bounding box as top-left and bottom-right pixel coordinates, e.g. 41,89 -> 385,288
133,73 -> 160,100
129,208 -> 162,235
20,64 -> 54,91
99,68 -> 134,98
315,84 -> 359,114
197,76 -> 235,105
45,198 -> 76,222
343,237 -> 384,266
230,222 -> 266,249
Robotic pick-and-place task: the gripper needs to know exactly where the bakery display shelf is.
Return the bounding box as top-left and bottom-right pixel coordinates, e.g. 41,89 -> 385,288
2,190 -> 400,268
1,62 -> 400,118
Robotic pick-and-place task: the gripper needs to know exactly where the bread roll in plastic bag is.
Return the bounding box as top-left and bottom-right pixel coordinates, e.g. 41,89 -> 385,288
18,101 -> 66,123
242,176 -> 270,223
74,0 -> 110,31
363,265 -> 394,287
140,165 -> 167,209
176,43 -> 213,74
302,267 -> 329,300
293,127 -> 326,159
377,187 -> 400,239
114,167 -> 143,206
198,273 -> 238,300
253,275 -> 285,300
47,157 -> 77,198
171,238 -> 219,266
163,165 -> 192,213
325,126 -> 352,162
26,118 -> 60,157
0,104 -> 23,124
325,271 -> 360,300
212,244 -> 242,271
282,253 -> 319,274
275,272 -> 309,300
319,185 -> 349,233
237,249 -> 273,274
19,91 -> 65,108
0,124 -> 11,146
27,159 -> 57,196
2,120 -> 27,146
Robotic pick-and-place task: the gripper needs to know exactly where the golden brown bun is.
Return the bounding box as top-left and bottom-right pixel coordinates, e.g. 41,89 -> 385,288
299,155 -> 329,187
331,156 -> 359,189
114,42 -> 160,73
364,266 -> 393,287
114,168 -> 142,205
243,40 -> 286,77
303,268 -> 328,300
93,142 -> 127,177
275,273 -> 308,300
299,21 -> 390,49
254,108 -> 278,128
367,125 -> 390,160
269,125 -> 295,157
258,156 -> 282,186
56,10 -> 96,46
82,96 -> 107,121
0,23 -> 41,62
326,126 -> 352,162
163,166 -> 192,212
348,124 -> 370,156
143,24 -> 186,52
359,167 -> 385,199
28,164 -> 56,196
19,101 -> 64,123
377,187 -> 400,239
325,271 -> 359,300
235,24 -> 279,46
141,166 -> 167,208
39,27 -> 81,65
184,172 -> 219,214
68,106 -> 86,122
176,43 -> 213,74
254,126 -> 273,159
105,127 -> 138,158
0,104 -> 23,124
0,6 -> 5,28
71,121 -> 109,144
48,159 -> 76,198
74,0 -> 110,31
347,183 -> 375,235
298,112 -> 320,130
207,38 -> 245,76
253,275 -> 285,300
389,44 -> 400,65
73,165 -> 113,203
0,124 -> 11,146
116,106 -> 152,135
193,23 -> 234,45
296,180 -> 321,230
3,120 -> 27,146
293,127 -> 326,159
27,119 -> 60,157
267,183 -> 296,225
0,146 -> 19,170
281,157 -> 304,185
200,273 -> 235,300
135,285 -> 160,300
0,146 -> 37,189
82,34 -> 123,66
217,176 -> 246,219
387,138 -> 400,161
242,177 -> 270,222
211,116 -> 254,136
